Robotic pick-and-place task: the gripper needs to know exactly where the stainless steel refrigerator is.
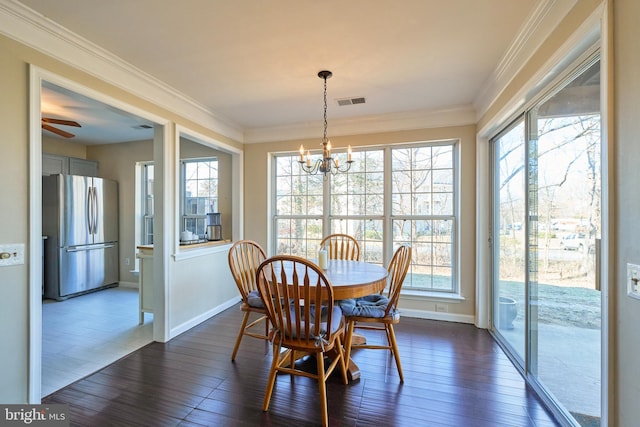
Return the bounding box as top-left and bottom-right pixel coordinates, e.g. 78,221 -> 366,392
43,174 -> 119,300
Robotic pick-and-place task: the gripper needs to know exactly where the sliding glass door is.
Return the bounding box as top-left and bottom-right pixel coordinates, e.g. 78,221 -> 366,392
491,58 -> 601,426
494,119 -> 526,362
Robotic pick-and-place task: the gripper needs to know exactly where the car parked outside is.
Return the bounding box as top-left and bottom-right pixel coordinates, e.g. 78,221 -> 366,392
560,233 -> 591,252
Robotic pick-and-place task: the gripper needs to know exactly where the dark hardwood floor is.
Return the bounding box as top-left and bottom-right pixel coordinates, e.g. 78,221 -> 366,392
43,305 -> 559,426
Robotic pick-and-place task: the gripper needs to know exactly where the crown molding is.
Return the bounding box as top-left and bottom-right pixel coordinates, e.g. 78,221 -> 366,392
0,0 -> 244,142
474,0 -> 578,121
243,105 -> 476,144
477,5 -> 601,139
1,0 -> 573,146
0,1 -> 478,145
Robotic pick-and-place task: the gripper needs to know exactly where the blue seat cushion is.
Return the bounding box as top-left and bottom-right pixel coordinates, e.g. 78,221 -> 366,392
339,294 -> 391,318
246,290 -> 265,308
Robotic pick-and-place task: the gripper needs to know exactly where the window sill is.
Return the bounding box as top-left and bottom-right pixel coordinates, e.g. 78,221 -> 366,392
400,290 -> 466,303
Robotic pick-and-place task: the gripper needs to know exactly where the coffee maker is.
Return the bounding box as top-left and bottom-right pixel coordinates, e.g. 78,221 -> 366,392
206,213 -> 222,241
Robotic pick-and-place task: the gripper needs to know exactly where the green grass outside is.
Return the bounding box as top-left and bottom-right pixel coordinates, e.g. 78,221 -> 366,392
406,274 -> 601,329
500,280 -> 601,329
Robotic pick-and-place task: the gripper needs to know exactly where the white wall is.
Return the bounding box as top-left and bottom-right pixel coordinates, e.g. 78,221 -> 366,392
169,249 -> 238,335
613,0 -> 640,424
0,34 -> 30,403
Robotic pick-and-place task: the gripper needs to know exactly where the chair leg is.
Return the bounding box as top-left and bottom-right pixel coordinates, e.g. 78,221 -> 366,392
262,341 -> 281,411
316,353 -> 329,427
343,320 -> 356,368
387,324 -> 404,382
335,336 -> 348,385
231,311 -> 251,361
288,348 -> 296,379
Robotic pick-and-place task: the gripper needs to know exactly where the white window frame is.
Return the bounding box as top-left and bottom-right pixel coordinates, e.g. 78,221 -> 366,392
271,139 -> 460,295
180,157 -> 219,238
141,162 -> 154,245
389,142 -> 458,293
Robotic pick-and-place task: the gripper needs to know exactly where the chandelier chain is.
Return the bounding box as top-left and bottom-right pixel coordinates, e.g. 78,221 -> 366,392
323,74 -> 328,144
298,70 -> 354,178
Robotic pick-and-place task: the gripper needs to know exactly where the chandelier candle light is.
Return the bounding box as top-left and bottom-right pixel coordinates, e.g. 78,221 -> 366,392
298,70 -> 354,176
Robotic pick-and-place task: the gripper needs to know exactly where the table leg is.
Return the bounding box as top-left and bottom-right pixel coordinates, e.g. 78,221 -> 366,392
350,332 -> 367,346
343,332 -> 367,380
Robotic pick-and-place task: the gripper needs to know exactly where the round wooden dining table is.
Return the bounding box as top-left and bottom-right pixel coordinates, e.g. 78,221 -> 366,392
320,259 -> 388,300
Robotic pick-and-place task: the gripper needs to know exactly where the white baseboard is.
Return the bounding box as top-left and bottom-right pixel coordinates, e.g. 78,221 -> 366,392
401,308 -> 475,324
170,297 -> 240,339
118,281 -> 139,289
165,301 -> 476,343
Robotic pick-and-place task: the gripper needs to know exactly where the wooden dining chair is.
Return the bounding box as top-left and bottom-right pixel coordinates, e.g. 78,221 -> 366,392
227,240 -> 270,361
256,255 -> 348,427
320,233 -> 360,261
340,245 -> 412,381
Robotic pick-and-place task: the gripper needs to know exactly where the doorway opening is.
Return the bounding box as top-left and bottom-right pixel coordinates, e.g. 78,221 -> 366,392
29,67 -> 167,401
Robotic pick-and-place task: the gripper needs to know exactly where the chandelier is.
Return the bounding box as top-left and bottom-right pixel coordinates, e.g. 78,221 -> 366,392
298,70 -> 353,176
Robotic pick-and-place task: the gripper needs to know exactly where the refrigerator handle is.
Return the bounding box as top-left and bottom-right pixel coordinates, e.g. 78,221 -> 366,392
89,187 -> 98,234
86,186 -> 93,235
91,186 -> 96,234
66,243 -> 116,252
93,186 -> 99,235
90,186 -> 97,234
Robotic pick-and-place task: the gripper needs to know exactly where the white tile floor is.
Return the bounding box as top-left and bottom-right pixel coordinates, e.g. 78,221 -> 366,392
41,286 -> 153,397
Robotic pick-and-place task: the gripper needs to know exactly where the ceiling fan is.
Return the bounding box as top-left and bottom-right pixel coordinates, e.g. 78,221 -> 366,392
41,117 -> 81,138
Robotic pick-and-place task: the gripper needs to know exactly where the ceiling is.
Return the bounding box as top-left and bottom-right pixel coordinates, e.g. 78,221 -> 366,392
21,0 -> 540,145
41,81 -> 156,144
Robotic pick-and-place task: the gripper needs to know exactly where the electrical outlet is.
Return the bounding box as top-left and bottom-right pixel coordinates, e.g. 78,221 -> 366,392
435,303 -> 448,313
627,263 -> 640,300
0,243 -> 25,267
125,257 -> 130,266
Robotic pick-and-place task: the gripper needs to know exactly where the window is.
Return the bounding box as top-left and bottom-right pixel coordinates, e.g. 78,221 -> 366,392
141,162 -> 154,245
391,145 -> 455,291
272,140 -> 458,294
274,155 -> 323,257
136,158 -> 219,245
330,150 -> 385,264
181,158 -> 218,238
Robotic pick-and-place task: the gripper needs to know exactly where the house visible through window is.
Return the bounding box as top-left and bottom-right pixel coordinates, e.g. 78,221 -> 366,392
272,140 -> 458,294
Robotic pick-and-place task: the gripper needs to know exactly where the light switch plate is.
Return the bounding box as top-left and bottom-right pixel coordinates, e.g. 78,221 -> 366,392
0,243 -> 25,267
627,263 -> 640,300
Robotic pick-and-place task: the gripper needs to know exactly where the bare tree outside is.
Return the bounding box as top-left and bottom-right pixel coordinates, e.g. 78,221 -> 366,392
494,59 -> 601,424
273,141 -> 459,292
391,145 -> 455,291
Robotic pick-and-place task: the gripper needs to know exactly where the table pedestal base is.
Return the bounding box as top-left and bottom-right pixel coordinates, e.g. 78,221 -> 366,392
343,332 -> 366,380
275,333 -> 368,381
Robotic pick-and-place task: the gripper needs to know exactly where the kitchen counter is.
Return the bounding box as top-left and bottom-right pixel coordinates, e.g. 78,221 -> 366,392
137,239 -> 231,251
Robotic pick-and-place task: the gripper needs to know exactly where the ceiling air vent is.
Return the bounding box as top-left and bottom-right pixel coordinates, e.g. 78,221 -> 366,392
337,97 -> 366,106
